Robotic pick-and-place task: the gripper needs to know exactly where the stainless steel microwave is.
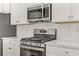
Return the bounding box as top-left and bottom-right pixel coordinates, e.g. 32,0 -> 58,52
27,3 -> 52,23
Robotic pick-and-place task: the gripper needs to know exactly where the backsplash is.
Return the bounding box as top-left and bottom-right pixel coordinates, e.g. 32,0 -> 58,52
17,23 -> 55,38
57,23 -> 79,41
17,23 -> 79,42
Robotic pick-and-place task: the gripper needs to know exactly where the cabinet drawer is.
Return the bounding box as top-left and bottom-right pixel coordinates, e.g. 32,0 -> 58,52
46,45 -> 68,56
3,45 -> 20,56
46,45 -> 79,56
3,40 -> 20,47
3,40 -> 20,56
67,49 -> 79,56
9,46 -> 20,56
46,52 -> 59,56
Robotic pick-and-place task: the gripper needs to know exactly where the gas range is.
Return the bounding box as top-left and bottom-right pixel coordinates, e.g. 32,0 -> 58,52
21,37 -> 45,48
20,28 -> 57,51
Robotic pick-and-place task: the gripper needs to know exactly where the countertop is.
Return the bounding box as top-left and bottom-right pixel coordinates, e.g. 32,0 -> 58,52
46,40 -> 79,50
2,37 -> 17,40
1,37 -> 21,41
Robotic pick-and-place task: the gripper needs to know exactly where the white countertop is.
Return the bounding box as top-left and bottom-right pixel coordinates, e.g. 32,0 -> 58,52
46,40 -> 79,50
2,37 -> 17,40
2,37 -> 17,39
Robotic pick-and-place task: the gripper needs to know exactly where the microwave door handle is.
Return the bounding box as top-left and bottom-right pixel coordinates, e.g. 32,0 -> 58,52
42,5 -> 43,19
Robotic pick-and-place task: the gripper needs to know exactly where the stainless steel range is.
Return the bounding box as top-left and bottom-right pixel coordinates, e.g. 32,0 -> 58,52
20,28 -> 57,56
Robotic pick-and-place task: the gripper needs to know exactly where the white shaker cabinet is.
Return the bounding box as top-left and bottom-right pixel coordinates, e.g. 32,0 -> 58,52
11,3 -> 27,25
71,3 -> 79,21
0,3 -> 3,13
11,3 -> 36,25
46,45 -> 79,56
52,3 -> 70,22
3,3 -> 10,13
46,45 -> 68,56
0,3 -> 10,13
11,3 -> 18,25
52,3 -> 79,23
3,37 -> 20,56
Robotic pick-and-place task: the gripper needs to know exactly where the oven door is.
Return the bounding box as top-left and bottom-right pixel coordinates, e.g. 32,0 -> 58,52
27,6 -> 42,22
20,45 -> 46,56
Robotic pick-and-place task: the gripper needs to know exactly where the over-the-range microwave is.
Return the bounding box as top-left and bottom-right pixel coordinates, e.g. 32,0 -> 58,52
27,3 -> 52,23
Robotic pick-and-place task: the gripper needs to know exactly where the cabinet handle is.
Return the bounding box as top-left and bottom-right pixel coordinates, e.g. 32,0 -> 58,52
71,16 -> 74,18
9,42 -> 11,44
68,16 -> 74,19
8,47 -> 12,50
65,51 -> 69,54
68,16 -> 71,19
17,20 -> 20,23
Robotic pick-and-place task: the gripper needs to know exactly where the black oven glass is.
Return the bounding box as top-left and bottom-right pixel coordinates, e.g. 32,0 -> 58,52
43,7 -> 49,18
40,30 -> 47,33
28,8 -> 42,19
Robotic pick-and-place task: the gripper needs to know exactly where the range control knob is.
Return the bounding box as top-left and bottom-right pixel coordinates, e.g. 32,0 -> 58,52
36,44 -> 41,47
41,44 -> 45,47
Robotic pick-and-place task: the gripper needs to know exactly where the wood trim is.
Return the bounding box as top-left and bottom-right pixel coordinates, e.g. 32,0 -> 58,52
54,21 -> 79,24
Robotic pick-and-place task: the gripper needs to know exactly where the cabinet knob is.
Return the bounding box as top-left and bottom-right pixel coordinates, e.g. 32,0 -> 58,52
9,42 -> 11,44
8,47 -> 12,50
71,16 -> 74,18
68,16 -> 71,19
17,20 -> 20,23
65,51 -> 69,54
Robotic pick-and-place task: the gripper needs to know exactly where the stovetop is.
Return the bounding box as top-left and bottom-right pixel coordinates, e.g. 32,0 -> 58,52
21,36 -> 56,43
21,37 -> 44,43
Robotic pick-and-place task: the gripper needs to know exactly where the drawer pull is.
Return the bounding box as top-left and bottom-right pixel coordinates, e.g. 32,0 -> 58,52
65,51 -> 69,54
9,42 -> 11,44
8,47 -> 12,50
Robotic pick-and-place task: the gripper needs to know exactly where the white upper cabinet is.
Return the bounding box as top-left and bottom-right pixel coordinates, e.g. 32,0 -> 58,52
0,3 -> 10,13
71,3 -> 79,21
53,3 -> 79,23
11,3 -> 28,25
11,3 -> 37,25
3,3 -> 10,13
11,3 -> 18,25
0,3 -> 3,12
52,3 -> 70,22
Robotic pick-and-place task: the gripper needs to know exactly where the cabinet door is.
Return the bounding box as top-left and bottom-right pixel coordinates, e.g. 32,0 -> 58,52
67,49 -> 79,56
3,3 -> 10,13
0,3 -> 3,12
8,46 -> 20,56
11,3 -> 36,25
46,45 -> 68,56
3,45 -> 20,56
11,3 -> 18,25
52,3 -> 70,22
3,40 -> 20,56
71,3 -> 79,21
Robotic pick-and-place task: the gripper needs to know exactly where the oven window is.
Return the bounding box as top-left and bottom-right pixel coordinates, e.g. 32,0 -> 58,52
28,8 -> 42,19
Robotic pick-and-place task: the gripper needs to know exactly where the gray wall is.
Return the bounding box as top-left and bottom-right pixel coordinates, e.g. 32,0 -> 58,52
0,13 -> 16,56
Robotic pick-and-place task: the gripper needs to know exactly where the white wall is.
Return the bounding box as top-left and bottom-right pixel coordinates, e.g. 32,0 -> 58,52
17,23 -> 79,41
17,23 -> 55,38
17,23 -> 79,46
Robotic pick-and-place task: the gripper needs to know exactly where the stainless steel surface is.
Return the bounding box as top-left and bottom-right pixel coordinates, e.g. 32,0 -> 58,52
34,28 -> 56,34
20,45 -> 45,52
27,3 -> 52,23
20,28 -> 56,56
